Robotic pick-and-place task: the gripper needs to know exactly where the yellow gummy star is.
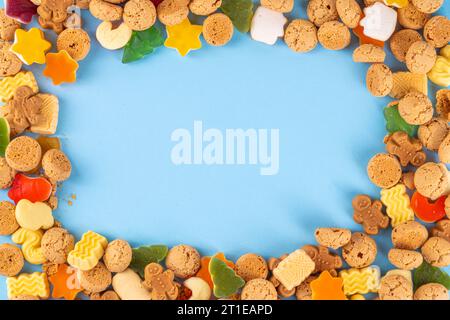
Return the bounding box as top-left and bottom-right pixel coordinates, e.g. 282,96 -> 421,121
164,19 -> 203,57
10,28 -> 52,65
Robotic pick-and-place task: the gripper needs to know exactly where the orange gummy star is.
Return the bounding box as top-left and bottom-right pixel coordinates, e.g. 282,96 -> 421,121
164,18 -> 202,57
353,14 -> 384,48
10,28 -> 52,65
310,270 -> 347,300
43,50 -> 78,85
196,252 -> 234,289
48,264 -> 82,300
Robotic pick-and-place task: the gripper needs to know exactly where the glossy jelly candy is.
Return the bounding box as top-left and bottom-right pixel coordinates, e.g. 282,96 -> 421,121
250,6 -> 287,45
164,19 -> 202,57
360,2 -> 397,42
11,28 -> 51,65
0,118 -> 10,157
196,252 -> 234,289
5,0 -> 37,24
428,45 -> 450,88
36,135 -> 61,154
221,0 -> 254,33
130,245 -> 168,277
49,264 -> 82,300
8,173 -> 52,204
353,14 -> 384,48
43,50 -> 78,85
383,0 -> 408,8
411,192 -> 446,223
209,256 -> 244,298
310,270 -> 347,300
413,261 -> 450,290
384,104 -> 418,137
122,27 -> 165,64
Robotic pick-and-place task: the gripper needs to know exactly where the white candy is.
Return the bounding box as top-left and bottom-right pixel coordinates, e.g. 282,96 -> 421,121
250,6 -> 287,45
184,277 -> 212,300
112,269 -> 151,300
360,2 -> 397,42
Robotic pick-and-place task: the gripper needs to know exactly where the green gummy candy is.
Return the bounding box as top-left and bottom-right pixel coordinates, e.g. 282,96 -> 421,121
221,0 -> 253,33
122,27 -> 165,64
130,245 -> 168,277
413,261 -> 450,290
0,118 -> 10,157
209,256 -> 245,298
384,104 -> 418,137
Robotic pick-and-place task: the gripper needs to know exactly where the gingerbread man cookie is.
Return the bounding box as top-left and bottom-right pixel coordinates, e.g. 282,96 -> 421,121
302,245 -> 342,275
143,263 -> 178,300
385,131 -> 426,167
352,195 -> 390,235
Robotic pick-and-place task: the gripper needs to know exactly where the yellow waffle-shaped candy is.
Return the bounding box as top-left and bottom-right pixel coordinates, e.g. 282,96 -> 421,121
0,71 -> 38,102
12,228 -> 45,265
340,266 -> 380,295
389,72 -> 428,99
29,93 -> 59,135
273,249 -> 315,291
380,184 -> 415,227
68,231 -> 108,271
7,272 -> 49,299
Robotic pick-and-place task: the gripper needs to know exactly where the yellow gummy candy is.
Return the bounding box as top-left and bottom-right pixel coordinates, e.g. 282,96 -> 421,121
7,272 -> 50,299
339,266 -> 381,295
383,0 -> 408,8
380,184 -> 415,227
67,231 -> 108,271
428,45 -> 450,87
12,228 -> 46,265
10,28 -> 52,65
0,71 -> 39,102
164,19 -> 202,57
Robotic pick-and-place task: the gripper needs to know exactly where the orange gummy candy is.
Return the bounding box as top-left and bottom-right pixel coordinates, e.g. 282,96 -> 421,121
353,14 -> 384,48
48,264 -> 82,300
196,252 -> 234,289
43,50 -> 79,85
310,270 -> 347,300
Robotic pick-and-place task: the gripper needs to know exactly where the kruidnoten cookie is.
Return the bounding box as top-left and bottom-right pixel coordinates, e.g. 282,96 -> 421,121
388,249 -> 423,270
397,3 -> 430,30
342,232 -> 377,268
317,21 -> 350,50
398,91 -> 433,125
202,13 -> 234,47
103,239 -> 132,273
366,64 -> 393,97
165,244 -> 201,279
0,243 -> 24,277
89,0 -> 123,21
5,136 -> 42,172
157,0 -> 189,26
314,228 -> 351,249
78,261 -> 112,293
235,253 -> 269,282
0,158 -> 16,189
378,274 -> 413,300
411,0 -> 443,14
261,0 -> 294,13
41,149 -> 72,182
389,29 -> 422,62
414,283 -> 448,300
423,16 -> 450,48
41,227 -> 74,264
336,0 -> 361,28
392,221 -> 429,250
240,279 -> 278,300
57,28 -> 91,61
405,41 -> 437,74
367,153 -> 402,189
418,119 -> 449,151
123,0 -> 157,31
353,44 -> 385,63
284,19 -> 318,53
189,0 -> 222,15
414,162 -> 450,200
421,237 -> 450,267
0,201 -> 18,236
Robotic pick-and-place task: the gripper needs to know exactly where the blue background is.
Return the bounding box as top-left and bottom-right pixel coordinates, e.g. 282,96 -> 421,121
0,1 -> 448,299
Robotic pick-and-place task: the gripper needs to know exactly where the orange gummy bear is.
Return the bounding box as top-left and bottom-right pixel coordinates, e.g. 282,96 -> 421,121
310,270 -> 347,300
48,264 -> 82,300
43,50 -> 78,85
196,252 -> 234,289
353,14 -> 384,48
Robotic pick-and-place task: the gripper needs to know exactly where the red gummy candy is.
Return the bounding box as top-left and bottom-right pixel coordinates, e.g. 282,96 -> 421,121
411,191 -> 446,223
150,0 -> 164,6
8,173 -> 52,204
5,0 -> 37,24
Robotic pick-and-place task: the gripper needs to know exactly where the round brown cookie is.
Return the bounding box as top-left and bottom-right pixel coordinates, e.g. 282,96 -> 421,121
241,279 -> 277,300
123,0 -> 157,31
398,91 -> 433,125
314,227 -> 351,249
57,28 -> 91,61
0,41 -> 22,77
103,239 -> 132,273
0,158 -> 16,189
235,253 -> 268,282
421,237 -> 450,267
261,0 -> 294,13
366,63 -> 393,97
157,0 -> 189,26
432,219 -> 450,241
295,275 -> 316,300
89,0 -> 123,21
42,149 -> 72,182
388,249 -> 423,270
389,29 -> 422,63
189,0 -> 222,15
284,19 -> 318,53
414,162 -> 450,200
5,136 -> 42,172
418,118 -> 449,151
307,0 -> 339,27
423,16 -> 450,48
0,201 -> 18,236
317,20 -> 350,50
414,283 -> 448,300
165,244 -> 201,278
411,0 -> 443,14
0,9 -> 20,41
352,44 -> 385,63
405,41 -> 437,74
90,290 -> 120,300
0,244 -> 24,277
392,221 -> 429,250
336,0 -> 361,28
41,227 -> 75,264
342,232 -> 377,268
367,153 -> 401,189
78,262 -> 112,293
379,274 -> 413,300
398,3 -> 430,30
202,13 -> 234,47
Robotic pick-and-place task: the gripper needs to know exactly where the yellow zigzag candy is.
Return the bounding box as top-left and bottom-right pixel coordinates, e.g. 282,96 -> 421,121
380,184 -> 415,227
12,228 -> 45,265
68,231 -> 108,271
339,266 -> 381,295
6,272 -> 50,299
0,71 -> 39,102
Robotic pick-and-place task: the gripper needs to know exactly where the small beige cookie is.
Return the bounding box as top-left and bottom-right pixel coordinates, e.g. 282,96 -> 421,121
389,29 -> 422,63
157,0 -> 189,26
317,20 -> 350,50
57,29 -> 91,61
103,239 -> 132,273
436,89 -> 450,120
411,0 -> 443,14
0,244 -> 24,277
379,274 -> 413,300
398,3 -> 430,30
307,0 -> 339,27
414,283 -> 448,300
421,237 -> 450,267
165,244 -> 200,279
367,153 -> 402,189
415,162 -> 450,200
353,44 -> 385,63
418,118 -> 449,151
0,158 -> 16,190
314,227 -> 351,249
389,72 -> 428,99
78,261 -> 112,293
432,219 -> 450,240
392,221 -> 429,250
5,136 -> 42,172
284,19 -> 318,53
366,63 -> 393,97
89,0 -> 123,21
202,13 -> 233,47
388,249 -> 423,270
123,0 -> 157,31
423,16 -> 450,48
41,149 -> 72,182
235,253 -> 269,282
0,41 -> 22,77
41,227 -> 75,264
0,9 -> 20,41
398,91 -> 433,125
342,232 -> 377,268
405,41 -> 437,74
261,0 -> 294,13
189,0 -> 222,15
0,201 -> 18,236
336,0 -> 361,28
241,279 -> 278,300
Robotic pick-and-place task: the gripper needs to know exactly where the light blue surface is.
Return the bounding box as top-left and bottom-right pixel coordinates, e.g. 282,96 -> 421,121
0,1 -> 449,299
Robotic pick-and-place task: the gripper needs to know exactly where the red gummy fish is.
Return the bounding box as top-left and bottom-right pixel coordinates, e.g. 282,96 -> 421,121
8,173 -> 52,204
5,0 -> 37,24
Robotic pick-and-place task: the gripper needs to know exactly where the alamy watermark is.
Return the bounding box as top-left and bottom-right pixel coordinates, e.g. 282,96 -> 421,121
170,121 -> 280,176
